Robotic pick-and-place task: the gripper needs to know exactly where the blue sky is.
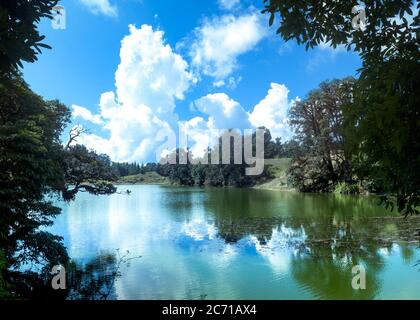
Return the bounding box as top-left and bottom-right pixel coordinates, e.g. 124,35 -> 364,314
23,0 -> 362,163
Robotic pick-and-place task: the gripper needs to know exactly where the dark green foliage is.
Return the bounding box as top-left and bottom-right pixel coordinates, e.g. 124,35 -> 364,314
281,139 -> 306,158
262,128 -> 276,159
0,0 -> 123,299
0,250 -> 10,299
0,0 -> 59,74
111,162 -> 163,178
333,181 -> 364,195
112,162 -> 142,177
288,78 -> 356,192
156,129 -> 275,187
0,75 -> 69,272
262,0 -> 418,65
158,149 -> 195,185
262,0 -> 420,214
61,144 -> 117,201
0,75 -> 117,298
2,250 -> 140,301
344,58 -> 420,215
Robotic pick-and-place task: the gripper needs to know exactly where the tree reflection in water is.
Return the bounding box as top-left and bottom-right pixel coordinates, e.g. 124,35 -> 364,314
67,249 -> 140,300
210,215 -> 420,299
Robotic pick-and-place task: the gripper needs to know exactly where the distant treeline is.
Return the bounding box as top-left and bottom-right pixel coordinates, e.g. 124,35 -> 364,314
112,132 -> 304,186
112,132 -> 303,179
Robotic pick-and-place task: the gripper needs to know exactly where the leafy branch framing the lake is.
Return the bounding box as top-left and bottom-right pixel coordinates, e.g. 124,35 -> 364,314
261,0 -> 420,216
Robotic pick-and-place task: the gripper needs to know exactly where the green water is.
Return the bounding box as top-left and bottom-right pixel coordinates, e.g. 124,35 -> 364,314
50,185 -> 420,299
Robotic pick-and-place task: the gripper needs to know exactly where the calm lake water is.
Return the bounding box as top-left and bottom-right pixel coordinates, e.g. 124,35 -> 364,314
50,185 -> 420,300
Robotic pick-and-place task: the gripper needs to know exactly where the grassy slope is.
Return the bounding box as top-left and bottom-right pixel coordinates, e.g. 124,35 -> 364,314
117,171 -> 170,185
117,158 -> 293,189
254,158 -> 295,191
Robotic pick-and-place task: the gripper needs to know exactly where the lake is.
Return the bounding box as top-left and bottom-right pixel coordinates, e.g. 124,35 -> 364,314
49,185 -> 420,299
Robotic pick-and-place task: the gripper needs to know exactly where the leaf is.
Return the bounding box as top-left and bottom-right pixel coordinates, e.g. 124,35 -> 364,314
37,43 -> 52,49
269,13 -> 275,27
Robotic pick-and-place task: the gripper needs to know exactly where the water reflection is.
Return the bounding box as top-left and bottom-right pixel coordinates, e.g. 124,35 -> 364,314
171,218 -> 419,299
51,185 -> 420,300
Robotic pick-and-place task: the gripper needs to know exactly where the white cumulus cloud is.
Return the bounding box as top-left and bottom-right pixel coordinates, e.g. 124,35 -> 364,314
73,24 -> 194,163
115,25 -> 196,116
72,104 -> 103,125
189,13 -> 267,80
194,93 -> 251,130
249,83 -> 294,140
179,117 -> 218,158
185,85 -> 295,159
71,23 -> 294,163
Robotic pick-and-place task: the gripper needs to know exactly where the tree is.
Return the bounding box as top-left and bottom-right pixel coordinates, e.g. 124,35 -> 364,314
0,250 -> 10,299
259,127 -> 277,159
262,0 -> 418,67
0,0 -> 59,75
288,78 -> 355,192
262,0 -> 419,214
281,139 -> 305,158
157,129 -> 272,187
343,59 -> 420,214
111,161 -> 143,177
0,75 -> 68,296
0,75 -> 116,298
273,137 -> 283,158
0,0 -> 119,298
61,144 -> 117,201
